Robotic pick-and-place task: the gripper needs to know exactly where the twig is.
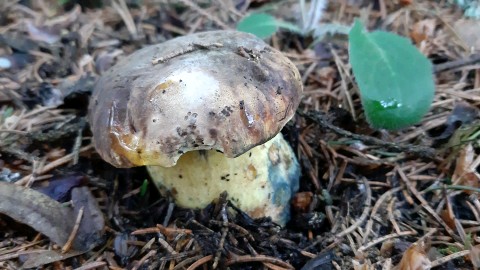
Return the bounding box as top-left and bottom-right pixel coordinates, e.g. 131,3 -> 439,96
163,202 -> 175,227
0,240 -> 45,258
111,0 -> 137,37
213,196 -> 229,269
0,146 -> 35,163
397,167 -> 461,242
72,127 -> 83,165
434,54 -> 480,73
186,255 -> 213,270
429,249 -> 471,268
132,250 -> 156,270
15,144 -> 94,186
73,261 -> 107,270
226,254 -> 294,270
62,206 -> 84,253
209,221 -> 255,242
298,110 -> 437,159
363,187 -> 400,243
335,178 -> 372,239
131,225 -> 192,236
331,46 -> 356,120
387,197 -> 402,234
357,230 -> 417,252
151,42 -> 223,65
157,236 -> 176,255
173,255 -> 204,270
177,0 -> 230,29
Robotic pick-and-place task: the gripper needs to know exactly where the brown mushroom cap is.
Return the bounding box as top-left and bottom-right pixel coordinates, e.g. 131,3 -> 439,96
88,30 -> 303,168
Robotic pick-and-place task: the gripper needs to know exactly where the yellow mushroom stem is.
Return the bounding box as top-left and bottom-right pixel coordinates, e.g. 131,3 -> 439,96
147,133 -> 300,225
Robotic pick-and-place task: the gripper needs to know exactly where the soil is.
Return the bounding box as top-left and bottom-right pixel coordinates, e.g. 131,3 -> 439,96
1,0 -> 479,269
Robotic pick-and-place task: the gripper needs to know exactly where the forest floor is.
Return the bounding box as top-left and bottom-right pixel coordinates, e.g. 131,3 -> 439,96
1,0 -> 480,269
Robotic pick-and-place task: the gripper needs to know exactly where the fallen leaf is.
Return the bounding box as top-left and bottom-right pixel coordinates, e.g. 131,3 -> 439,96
21,250 -> 84,269
0,182 -> 76,248
71,187 -> 105,250
451,143 -> 480,191
0,182 -> 104,251
35,173 -> 88,202
396,243 -> 431,270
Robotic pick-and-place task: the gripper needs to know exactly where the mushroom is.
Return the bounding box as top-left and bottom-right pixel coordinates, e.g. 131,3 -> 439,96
88,30 -> 303,225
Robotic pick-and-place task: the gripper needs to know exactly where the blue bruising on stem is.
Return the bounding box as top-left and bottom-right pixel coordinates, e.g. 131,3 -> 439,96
267,138 -> 301,225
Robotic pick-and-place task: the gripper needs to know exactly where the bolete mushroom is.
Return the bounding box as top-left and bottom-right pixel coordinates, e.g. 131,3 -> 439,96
88,30 -> 303,225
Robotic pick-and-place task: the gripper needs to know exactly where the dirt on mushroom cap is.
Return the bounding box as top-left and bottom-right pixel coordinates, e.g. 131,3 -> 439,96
88,30 -> 303,168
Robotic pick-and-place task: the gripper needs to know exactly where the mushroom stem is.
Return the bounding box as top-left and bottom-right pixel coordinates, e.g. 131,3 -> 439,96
146,133 -> 300,225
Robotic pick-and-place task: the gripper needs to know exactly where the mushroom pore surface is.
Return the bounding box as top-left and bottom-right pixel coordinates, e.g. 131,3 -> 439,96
89,30 -> 303,168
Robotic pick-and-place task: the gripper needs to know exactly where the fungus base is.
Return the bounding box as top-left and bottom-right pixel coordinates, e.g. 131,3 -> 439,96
147,133 -> 300,225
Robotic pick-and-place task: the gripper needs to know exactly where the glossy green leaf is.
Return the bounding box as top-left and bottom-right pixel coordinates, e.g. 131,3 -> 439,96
140,179 -> 149,197
349,20 -> 435,130
237,13 -> 279,39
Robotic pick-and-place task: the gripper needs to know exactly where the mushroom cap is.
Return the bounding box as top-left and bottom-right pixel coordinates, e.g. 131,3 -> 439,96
88,30 -> 303,168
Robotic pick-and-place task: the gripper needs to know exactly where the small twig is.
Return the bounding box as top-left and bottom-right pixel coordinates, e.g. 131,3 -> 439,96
434,54 -> 480,73
0,240 -> 45,258
397,167 -> 461,242
213,197 -> 229,269
132,250 -> 156,270
72,127 -> 83,165
209,221 -> 255,242
0,146 -> 35,163
342,223 -> 358,255
330,46 -> 356,120
357,230 -> 417,252
157,236 -> 177,255
0,130 -> 28,134
335,178 -> 372,239
429,249 -> 471,268
163,202 -> 175,227
173,255 -> 204,270
62,206 -> 84,253
151,42 -> 223,65
131,224 -> 192,236
226,254 -> 294,270
139,237 -> 155,255
263,262 -> 291,270
15,144 -> 93,186
177,0 -> 230,29
186,255 -> 213,270
298,110 -> 437,159
363,187 -> 400,243
111,0 -> 137,37
387,197 -> 402,234
73,261 -> 107,270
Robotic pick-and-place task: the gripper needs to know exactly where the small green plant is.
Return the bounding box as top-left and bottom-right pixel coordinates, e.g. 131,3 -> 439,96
140,179 -> 149,197
236,13 -> 301,39
236,0 -> 332,39
349,20 -> 435,130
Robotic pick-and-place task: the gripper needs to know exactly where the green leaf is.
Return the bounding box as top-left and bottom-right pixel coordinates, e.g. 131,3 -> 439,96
237,13 -> 279,39
140,179 -> 149,197
349,20 -> 435,130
